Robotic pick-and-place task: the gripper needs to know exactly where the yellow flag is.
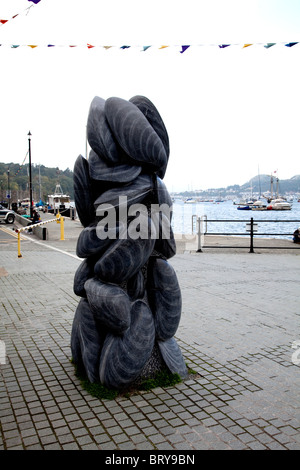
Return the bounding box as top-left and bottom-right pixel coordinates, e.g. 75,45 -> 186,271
243,44 -> 253,48
28,45 -> 38,48
159,45 -> 169,49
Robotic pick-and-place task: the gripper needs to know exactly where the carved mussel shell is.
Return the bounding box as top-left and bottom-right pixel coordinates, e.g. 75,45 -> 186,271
94,216 -> 156,284
76,222 -> 118,259
105,97 -> 168,172
71,298 -> 106,383
152,177 -> 176,258
88,149 -> 142,184
73,155 -> 95,227
129,95 -> 169,178
73,258 -> 95,297
86,96 -> 121,164
158,337 -> 188,379
93,173 -> 154,212
99,300 -> 155,389
153,217 -> 176,259
84,277 -> 131,335
126,269 -> 145,300
147,258 -> 182,340
129,95 -> 170,158
156,176 -> 173,208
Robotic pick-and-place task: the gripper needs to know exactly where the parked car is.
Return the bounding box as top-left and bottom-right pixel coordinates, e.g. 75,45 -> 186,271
0,204 -> 15,224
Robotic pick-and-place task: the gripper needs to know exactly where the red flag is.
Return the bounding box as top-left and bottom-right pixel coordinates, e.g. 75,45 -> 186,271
0,20 -> 8,24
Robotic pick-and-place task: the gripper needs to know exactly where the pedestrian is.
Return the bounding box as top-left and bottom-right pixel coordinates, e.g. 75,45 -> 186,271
27,209 -> 40,233
293,227 -> 300,244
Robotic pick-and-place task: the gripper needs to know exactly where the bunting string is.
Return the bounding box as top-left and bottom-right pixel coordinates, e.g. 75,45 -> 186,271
0,42 -> 298,51
0,0 -> 40,28
0,2 -> 298,52
14,150 -> 29,176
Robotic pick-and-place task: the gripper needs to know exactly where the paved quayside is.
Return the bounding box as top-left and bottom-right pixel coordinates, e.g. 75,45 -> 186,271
0,214 -> 299,450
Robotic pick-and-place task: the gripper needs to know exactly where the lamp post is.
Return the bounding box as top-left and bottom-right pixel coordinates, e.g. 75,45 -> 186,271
7,169 -> 10,209
28,131 -> 33,218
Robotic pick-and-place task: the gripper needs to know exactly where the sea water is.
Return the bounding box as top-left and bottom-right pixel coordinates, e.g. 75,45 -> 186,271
171,199 -> 300,240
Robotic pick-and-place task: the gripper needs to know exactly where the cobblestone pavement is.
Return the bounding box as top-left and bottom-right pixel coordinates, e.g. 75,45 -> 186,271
0,223 -> 299,451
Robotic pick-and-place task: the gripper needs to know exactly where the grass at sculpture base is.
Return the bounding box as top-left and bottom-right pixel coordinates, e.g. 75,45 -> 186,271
71,359 -> 196,400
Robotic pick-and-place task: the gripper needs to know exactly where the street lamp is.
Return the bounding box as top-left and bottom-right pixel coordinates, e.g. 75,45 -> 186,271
7,169 -> 10,209
28,131 -> 33,218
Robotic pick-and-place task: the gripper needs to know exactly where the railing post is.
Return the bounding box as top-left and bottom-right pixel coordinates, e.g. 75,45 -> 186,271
249,217 -> 255,253
197,216 -> 203,252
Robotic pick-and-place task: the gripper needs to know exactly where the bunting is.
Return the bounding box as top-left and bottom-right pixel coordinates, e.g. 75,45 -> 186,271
0,1 -> 298,55
14,151 -> 29,176
0,41 -> 298,51
0,0 -> 41,28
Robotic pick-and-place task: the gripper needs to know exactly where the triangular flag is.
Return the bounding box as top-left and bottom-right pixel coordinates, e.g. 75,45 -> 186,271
159,45 -> 169,49
142,46 -> 151,51
218,44 -> 230,48
180,45 -> 190,53
69,45 -> 76,48
28,0 -> 41,4
11,45 -> 20,48
87,44 -> 95,48
285,42 -> 298,47
243,44 -> 253,48
103,46 -> 112,50
0,20 -> 8,24
47,44 -> 55,47
120,45 -> 130,49
28,45 -> 38,48
264,43 -> 276,48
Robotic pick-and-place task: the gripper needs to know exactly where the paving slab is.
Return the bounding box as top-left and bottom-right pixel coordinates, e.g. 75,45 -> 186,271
0,217 -> 299,451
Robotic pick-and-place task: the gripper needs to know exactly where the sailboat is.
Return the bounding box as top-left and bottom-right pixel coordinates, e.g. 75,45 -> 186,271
264,174 -> 292,210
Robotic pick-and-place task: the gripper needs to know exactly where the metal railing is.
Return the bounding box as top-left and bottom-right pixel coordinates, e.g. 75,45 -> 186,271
192,215 -> 300,252
15,213 -> 65,258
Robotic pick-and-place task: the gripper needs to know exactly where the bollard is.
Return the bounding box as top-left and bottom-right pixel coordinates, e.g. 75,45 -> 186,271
17,231 -> 22,258
60,216 -> 64,241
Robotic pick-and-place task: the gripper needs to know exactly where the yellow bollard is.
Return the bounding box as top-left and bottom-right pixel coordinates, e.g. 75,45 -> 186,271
17,231 -> 22,258
60,216 -> 64,241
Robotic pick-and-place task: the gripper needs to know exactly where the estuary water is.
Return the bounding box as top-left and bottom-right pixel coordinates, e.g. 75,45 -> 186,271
171,199 -> 300,240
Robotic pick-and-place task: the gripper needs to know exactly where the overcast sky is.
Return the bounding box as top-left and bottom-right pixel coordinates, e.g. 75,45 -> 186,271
0,0 -> 300,192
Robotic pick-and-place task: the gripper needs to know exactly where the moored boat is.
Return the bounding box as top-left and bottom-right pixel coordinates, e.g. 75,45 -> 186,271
47,184 -> 73,215
267,198 -> 292,210
251,200 -> 268,211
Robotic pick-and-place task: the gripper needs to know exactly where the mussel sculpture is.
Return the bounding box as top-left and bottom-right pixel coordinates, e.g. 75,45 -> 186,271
71,95 -> 188,390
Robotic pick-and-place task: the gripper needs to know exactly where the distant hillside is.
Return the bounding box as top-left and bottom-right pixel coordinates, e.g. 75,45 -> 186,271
175,174 -> 300,197
234,174 -> 300,194
0,162 -> 74,203
1,161 -> 299,203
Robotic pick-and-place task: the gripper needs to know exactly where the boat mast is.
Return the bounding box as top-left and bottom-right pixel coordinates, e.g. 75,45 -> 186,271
270,174 -> 273,200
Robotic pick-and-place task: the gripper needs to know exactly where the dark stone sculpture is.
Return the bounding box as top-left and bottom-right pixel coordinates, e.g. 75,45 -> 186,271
71,95 -> 188,390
